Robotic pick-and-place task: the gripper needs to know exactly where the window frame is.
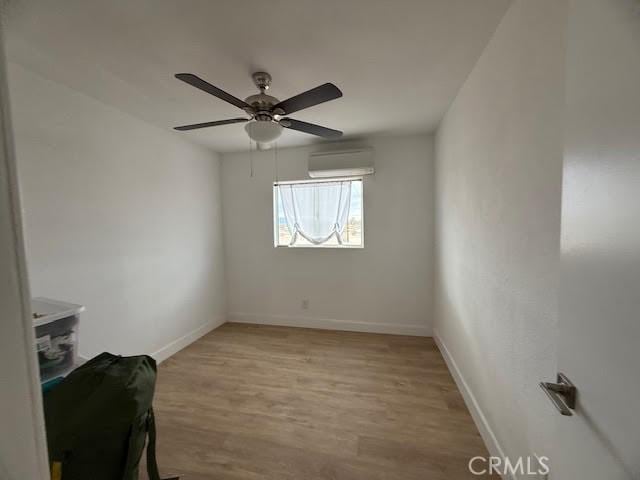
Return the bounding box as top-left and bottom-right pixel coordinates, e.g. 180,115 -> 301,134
273,176 -> 365,249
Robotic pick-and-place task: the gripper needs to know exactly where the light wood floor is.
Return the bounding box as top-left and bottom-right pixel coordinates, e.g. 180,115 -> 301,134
149,323 -> 497,479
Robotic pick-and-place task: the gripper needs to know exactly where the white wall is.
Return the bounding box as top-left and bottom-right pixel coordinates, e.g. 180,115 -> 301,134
221,135 -> 434,336
7,63 -> 226,361
434,0 -> 566,465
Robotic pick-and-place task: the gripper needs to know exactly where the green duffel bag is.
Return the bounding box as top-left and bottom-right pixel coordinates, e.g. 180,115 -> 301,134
43,352 -> 178,480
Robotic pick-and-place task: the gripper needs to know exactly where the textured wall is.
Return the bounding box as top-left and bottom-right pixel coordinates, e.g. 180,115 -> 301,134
222,135 -> 434,335
9,63 -> 226,359
434,0 -> 566,461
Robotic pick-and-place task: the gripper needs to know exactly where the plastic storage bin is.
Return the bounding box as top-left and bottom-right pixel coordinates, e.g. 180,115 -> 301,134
32,297 -> 84,384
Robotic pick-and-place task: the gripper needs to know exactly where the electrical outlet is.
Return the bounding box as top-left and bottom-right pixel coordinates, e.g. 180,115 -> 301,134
301,299 -> 309,310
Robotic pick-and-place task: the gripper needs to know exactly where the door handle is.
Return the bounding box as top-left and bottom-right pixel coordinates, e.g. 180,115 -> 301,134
540,373 -> 577,416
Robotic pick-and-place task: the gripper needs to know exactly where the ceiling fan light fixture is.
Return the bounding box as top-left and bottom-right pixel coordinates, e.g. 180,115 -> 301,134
244,120 -> 283,143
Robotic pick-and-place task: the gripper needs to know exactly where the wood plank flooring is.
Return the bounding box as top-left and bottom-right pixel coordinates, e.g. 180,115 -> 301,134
148,323 -> 497,479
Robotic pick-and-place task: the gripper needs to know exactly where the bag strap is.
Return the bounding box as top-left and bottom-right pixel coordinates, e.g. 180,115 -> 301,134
146,408 -> 180,480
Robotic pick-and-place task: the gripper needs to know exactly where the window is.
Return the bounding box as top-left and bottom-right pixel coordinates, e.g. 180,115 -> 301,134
274,178 -> 363,248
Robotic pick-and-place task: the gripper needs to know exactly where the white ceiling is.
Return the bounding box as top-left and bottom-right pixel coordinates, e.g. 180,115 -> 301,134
4,0 -> 510,153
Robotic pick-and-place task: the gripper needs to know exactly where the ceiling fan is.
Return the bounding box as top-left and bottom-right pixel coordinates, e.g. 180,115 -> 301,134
174,72 -> 343,143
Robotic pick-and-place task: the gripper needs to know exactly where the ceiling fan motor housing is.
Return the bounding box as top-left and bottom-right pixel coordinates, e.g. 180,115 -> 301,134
244,93 -> 280,119
245,72 -> 284,121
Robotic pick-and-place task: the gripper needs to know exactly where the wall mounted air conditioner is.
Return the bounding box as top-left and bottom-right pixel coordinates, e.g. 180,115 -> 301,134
308,148 -> 374,178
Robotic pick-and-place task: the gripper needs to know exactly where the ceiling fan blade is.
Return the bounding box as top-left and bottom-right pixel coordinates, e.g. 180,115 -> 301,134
175,73 -> 252,110
280,118 -> 343,138
174,118 -> 248,131
273,83 -> 342,115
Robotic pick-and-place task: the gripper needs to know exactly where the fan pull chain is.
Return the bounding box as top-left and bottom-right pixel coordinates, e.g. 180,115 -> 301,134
274,142 -> 279,183
249,136 -> 254,178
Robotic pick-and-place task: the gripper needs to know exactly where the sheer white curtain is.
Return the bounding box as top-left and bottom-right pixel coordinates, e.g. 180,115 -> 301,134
279,181 -> 352,245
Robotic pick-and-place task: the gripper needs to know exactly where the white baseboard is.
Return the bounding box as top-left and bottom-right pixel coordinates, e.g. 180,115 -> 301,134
76,317 -> 225,366
152,316 -> 226,364
228,312 -> 431,337
434,331 -> 513,480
